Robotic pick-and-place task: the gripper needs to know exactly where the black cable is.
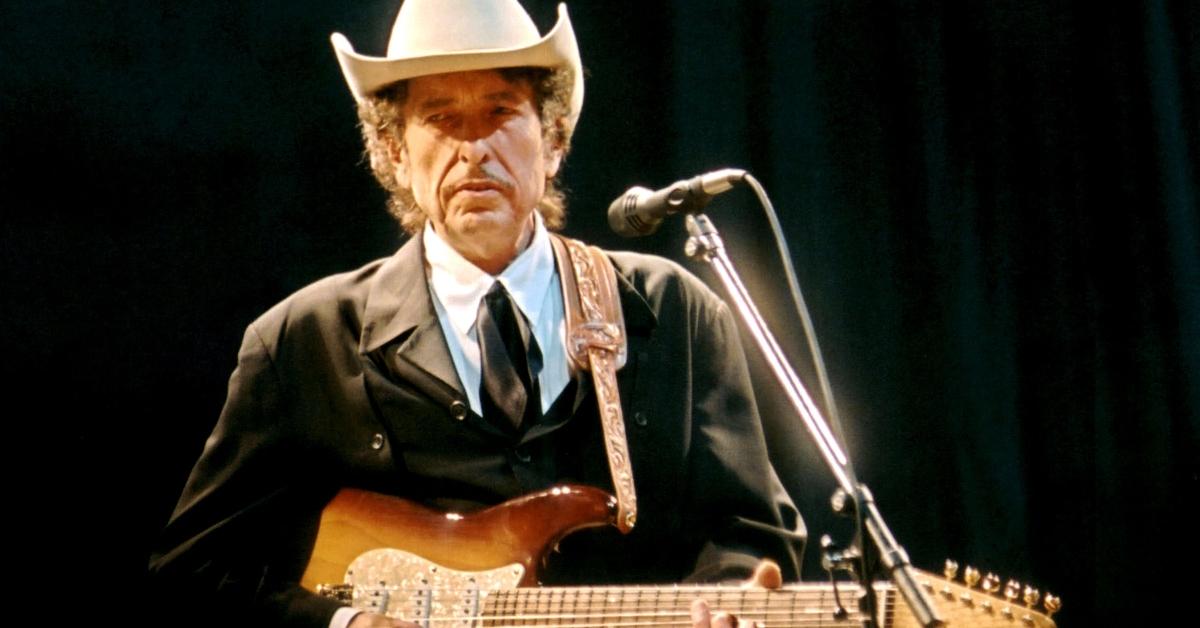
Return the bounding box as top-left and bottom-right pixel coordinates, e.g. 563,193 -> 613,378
741,172 -> 857,486
741,172 -> 877,624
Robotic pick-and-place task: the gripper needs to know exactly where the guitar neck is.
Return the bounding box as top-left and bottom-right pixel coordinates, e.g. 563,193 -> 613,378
472,583 -> 892,627
347,576 -> 1054,628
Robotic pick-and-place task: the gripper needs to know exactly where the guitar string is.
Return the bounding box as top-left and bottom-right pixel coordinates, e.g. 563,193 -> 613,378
337,585 -> 1034,618
348,602 -> 1041,627
338,586 -> 1043,626
458,609 -> 1054,628
350,608 -> 888,620
425,614 -> 894,628
385,614 -> 903,627
341,587 -> 908,609
455,602 -> 1036,628
475,620 -> 894,628
346,588 -> 882,598
346,591 -> 885,613
472,608 -> 888,619
460,613 -> 1040,628
347,601 -> 899,626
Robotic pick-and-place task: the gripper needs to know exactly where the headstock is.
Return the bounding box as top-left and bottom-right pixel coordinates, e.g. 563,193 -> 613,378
902,560 -> 1061,628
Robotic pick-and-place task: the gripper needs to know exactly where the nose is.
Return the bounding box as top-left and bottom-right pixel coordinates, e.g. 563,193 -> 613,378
458,137 -> 491,165
457,136 -> 492,166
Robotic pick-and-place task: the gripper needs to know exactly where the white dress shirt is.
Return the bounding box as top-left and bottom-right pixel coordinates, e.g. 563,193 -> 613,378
422,214 -> 570,415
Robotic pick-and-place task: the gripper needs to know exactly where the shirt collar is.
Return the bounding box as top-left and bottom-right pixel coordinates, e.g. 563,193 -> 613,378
423,213 -> 557,339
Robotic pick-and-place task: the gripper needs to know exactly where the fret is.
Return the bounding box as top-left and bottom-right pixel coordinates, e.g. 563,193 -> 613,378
503,587 -> 516,626
567,586 -> 580,625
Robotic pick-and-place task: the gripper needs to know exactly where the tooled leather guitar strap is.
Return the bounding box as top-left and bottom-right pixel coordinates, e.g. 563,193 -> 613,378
550,234 -> 637,533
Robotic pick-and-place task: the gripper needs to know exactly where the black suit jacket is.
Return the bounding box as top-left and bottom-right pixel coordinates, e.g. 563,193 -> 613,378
149,236 -> 805,627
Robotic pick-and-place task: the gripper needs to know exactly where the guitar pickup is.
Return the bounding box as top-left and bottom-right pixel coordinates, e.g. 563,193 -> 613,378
315,583 -> 353,603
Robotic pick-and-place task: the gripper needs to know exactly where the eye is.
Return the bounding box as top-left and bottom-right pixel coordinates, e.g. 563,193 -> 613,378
492,106 -> 517,116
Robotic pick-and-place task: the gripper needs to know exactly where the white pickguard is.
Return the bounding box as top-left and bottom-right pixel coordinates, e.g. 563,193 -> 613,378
337,548 -> 525,624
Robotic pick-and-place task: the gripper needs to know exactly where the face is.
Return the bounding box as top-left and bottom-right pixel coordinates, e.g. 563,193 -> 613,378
394,70 -> 563,274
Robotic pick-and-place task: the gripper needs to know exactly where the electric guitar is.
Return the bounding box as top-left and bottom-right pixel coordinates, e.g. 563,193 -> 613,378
302,485 -> 1060,627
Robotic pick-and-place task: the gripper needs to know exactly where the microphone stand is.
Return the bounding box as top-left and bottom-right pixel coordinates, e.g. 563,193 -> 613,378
683,213 -> 943,628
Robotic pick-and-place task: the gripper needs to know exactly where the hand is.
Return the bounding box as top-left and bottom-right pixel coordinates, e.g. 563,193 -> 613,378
347,611 -> 420,628
690,559 -> 783,628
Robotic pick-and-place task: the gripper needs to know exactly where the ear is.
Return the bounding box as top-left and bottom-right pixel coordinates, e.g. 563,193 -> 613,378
387,137 -> 410,189
543,145 -> 563,179
542,135 -> 564,179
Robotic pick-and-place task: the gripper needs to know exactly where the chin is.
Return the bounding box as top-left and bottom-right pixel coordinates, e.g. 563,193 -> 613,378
453,210 -> 505,234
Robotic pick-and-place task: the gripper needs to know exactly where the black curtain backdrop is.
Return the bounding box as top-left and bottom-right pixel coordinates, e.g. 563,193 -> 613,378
2,2 -> 1195,626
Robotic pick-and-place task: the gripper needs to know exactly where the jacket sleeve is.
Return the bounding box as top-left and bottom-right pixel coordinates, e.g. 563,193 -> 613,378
680,296 -> 807,583
148,323 -> 345,627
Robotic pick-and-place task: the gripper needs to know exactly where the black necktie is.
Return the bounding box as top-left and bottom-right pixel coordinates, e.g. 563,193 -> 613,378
476,282 -> 542,431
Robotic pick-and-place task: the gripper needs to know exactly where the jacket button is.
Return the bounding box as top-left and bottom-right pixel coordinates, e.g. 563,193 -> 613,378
450,400 -> 468,421
370,433 -> 385,450
633,411 -> 648,426
513,447 -> 532,463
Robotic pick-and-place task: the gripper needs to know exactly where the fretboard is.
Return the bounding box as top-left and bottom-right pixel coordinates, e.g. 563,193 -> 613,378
474,584 -> 893,627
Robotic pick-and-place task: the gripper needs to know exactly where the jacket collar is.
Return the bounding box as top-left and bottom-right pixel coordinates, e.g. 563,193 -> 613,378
359,235 -> 465,397
612,264 -> 657,336
358,235 -> 659,399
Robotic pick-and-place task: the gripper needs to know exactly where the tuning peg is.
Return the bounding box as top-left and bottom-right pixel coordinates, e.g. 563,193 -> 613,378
1004,579 -> 1021,602
981,573 -> 1001,594
996,579 -> 1020,618
943,559 -> 959,580
963,566 -> 981,588
1043,593 -> 1062,616
1023,585 -> 1040,607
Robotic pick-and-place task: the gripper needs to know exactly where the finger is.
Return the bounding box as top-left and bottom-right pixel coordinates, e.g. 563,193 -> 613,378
690,598 -> 712,628
348,613 -> 419,628
746,559 -> 783,590
711,611 -> 737,628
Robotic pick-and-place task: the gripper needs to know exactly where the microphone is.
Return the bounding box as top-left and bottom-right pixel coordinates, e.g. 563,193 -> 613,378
607,168 -> 746,237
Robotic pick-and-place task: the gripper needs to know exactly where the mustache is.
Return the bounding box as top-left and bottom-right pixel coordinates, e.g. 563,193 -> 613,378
449,166 -> 514,193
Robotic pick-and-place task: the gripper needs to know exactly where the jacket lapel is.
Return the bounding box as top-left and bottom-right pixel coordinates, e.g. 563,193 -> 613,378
613,264 -> 657,339
359,237 -> 466,401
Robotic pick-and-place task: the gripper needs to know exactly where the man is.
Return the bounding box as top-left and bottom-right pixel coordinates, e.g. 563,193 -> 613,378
149,2 -> 805,627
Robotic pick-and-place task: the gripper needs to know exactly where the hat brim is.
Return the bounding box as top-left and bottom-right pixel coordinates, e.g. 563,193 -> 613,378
331,4 -> 583,127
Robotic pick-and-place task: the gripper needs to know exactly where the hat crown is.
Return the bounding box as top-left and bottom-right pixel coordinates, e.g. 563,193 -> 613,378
331,1 -> 583,126
388,0 -> 541,58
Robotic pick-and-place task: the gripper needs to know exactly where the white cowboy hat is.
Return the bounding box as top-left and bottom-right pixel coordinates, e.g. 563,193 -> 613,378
330,0 -> 584,127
